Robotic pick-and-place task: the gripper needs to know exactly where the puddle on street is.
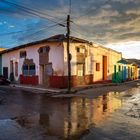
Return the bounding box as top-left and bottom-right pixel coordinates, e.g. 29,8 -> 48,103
0,87 -> 140,140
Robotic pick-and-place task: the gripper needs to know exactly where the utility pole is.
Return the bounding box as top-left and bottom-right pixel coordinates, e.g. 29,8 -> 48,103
66,14 -> 71,93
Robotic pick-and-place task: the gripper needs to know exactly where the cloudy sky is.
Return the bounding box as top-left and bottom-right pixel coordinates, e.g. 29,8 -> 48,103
0,0 -> 140,59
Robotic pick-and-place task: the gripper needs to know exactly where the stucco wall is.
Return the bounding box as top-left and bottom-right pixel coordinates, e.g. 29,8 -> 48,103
63,42 -> 92,76
63,42 -> 121,82
91,45 -> 122,82
1,39 -> 122,86
2,42 -> 64,84
49,44 -> 64,76
63,42 -> 76,76
2,45 -> 39,81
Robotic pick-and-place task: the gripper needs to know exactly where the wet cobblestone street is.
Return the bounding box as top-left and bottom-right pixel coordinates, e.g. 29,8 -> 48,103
0,85 -> 140,140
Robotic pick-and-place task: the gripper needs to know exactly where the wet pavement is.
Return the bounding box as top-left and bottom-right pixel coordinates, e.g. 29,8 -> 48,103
0,86 -> 140,140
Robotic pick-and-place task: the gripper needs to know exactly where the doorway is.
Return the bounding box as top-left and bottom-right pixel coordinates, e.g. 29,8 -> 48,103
77,63 -> 85,85
3,67 -> 8,79
40,63 -> 53,86
103,56 -> 107,80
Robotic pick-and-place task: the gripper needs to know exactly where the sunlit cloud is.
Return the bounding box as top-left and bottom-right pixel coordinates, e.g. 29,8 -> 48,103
106,41 -> 140,59
0,0 -> 140,59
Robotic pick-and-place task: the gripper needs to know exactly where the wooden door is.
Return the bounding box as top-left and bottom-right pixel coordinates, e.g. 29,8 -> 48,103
103,56 -> 107,80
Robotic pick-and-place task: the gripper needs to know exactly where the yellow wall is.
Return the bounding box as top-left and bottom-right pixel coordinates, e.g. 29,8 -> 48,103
91,44 -> 122,82
63,42 -> 122,82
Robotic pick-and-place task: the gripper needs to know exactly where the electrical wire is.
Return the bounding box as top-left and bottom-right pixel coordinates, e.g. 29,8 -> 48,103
2,0 -> 65,25
29,26 -> 62,41
71,28 -> 88,38
21,23 -> 64,39
1,0 -> 56,20
0,24 -> 64,47
71,22 -> 90,33
72,0 -> 111,20
0,20 -> 66,36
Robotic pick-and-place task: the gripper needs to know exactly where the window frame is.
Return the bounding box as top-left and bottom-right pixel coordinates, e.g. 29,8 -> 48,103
20,51 -> 27,58
96,63 -> 100,71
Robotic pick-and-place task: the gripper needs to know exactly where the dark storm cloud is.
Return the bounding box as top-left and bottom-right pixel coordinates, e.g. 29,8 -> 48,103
0,0 -> 140,47
116,32 -> 140,40
71,0 -> 140,44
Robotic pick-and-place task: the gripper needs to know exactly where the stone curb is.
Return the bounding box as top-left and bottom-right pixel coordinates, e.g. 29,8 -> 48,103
9,79 -> 140,95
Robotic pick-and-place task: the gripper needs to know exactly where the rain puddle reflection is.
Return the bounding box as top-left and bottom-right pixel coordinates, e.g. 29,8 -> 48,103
6,92 -> 123,140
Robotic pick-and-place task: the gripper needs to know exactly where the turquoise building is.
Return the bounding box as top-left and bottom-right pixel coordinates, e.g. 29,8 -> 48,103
112,59 -> 128,83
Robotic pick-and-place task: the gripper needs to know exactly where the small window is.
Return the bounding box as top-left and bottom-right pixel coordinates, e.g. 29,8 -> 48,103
29,65 -> 35,75
80,48 -> 85,53
15,62 -> 18,77
20,51 -> 26,58
39,48 -> 43,53
10,60 -> 14,73
76,47 -> 80,52
23,65 -> 28,76
23,65 -> 28,70
23,64 -> 36,76
38,46 -> 50,53
45,46 -> 50,52
29,65 -> 35,70
96,63 -> 100,71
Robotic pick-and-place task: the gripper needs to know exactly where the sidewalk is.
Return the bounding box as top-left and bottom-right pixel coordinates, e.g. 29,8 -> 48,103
10,79 -> 140,95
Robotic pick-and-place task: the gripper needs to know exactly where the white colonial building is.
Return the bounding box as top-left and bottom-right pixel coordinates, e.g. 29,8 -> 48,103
0,34 -> 122,88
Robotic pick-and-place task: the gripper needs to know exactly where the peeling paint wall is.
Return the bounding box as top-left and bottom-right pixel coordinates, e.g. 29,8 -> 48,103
63,41 -> 121,83
2,42 -> 64,84
63,42 -> 92,76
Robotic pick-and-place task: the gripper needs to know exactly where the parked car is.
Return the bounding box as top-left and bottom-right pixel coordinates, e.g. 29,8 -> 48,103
0,75 -> 11,85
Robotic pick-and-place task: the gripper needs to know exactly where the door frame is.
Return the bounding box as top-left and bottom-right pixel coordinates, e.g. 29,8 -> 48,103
102,56 -> 107,80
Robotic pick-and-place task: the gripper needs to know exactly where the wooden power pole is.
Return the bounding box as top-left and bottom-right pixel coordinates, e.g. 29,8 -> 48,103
66,14 -> 71,93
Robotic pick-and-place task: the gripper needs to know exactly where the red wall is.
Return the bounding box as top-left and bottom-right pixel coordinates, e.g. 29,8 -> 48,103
49,75 -> 94,88
20,75 -> 39,85
49,76 -> 68,88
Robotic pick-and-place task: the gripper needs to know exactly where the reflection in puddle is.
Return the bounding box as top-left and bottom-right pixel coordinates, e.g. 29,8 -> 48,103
12,92 -> 122,139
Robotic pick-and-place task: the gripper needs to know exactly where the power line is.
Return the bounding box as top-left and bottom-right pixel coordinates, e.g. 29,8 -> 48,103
71,21 -> 90,33
29,26 -> 61,41
2,0 -> 65,25
0,20 -> 66,36
72,0 -> 111,20
72,27 -> 98,42
71,25 -> 95,41
0,26 -> 48,36
22,23 -> 64,39
72,21 -> 97,36
2,0 -> 58,20
0,24 -> 64,47
71,28 -> 88,38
